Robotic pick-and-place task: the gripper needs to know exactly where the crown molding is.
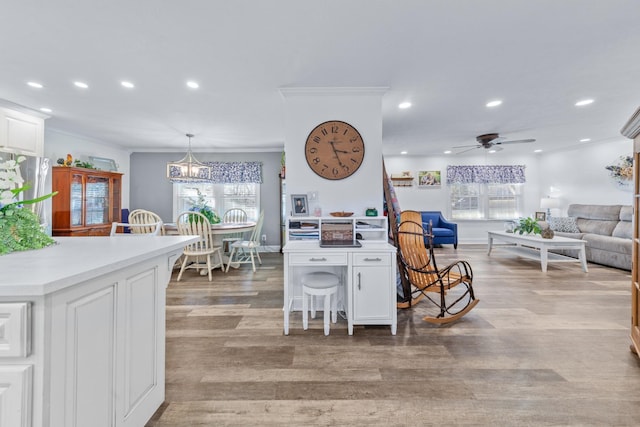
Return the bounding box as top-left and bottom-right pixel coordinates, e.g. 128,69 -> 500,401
621,106 -> 640,139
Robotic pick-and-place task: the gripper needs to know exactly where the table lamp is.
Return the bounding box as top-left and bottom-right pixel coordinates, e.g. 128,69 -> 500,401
540,197 -> 559,219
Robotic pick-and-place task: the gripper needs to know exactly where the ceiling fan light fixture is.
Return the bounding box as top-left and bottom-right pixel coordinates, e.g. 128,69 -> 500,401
167,133 -> 210,183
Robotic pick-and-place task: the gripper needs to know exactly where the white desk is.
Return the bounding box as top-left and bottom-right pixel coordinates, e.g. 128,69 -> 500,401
283,240 -> 397,335
487,230 -> 588,272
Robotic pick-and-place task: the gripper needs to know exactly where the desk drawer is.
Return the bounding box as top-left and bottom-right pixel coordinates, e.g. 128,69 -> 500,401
0,302 -> 31,358
353,253 -> 390,266
289,253 -> 348,265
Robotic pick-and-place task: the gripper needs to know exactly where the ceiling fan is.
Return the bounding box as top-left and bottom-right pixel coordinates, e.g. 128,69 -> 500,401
454,133 -> 536,154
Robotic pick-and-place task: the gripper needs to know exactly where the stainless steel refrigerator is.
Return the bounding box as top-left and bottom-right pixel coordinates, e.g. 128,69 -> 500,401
0,151 -> 53,235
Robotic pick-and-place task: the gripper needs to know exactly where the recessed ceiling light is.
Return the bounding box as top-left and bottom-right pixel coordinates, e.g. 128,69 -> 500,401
121,81 -> 135,89
444,150 -> 452,154
575,99 -> 594,107
398,102 -> 411,109
579,138 -> 591,142
488,149 -> 497,153
39,107 -> 52,113
74,81 -> 89,89
27,81 -> 43,88
186,81 -> 199,89
400,151 -> 408,155
486,100 -> 502,107
534,149 -> 542,153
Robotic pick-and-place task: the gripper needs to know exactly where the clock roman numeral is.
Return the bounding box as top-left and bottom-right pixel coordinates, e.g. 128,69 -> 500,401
331,125 -> 339,133
313,136 -> 321,143
321,128 -> 328,136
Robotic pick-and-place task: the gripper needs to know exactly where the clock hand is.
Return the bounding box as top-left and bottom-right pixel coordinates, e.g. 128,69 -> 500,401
328,139 -> 347,167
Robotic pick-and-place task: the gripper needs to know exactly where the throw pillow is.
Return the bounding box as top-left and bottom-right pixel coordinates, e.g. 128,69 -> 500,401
548,216 -> 580,233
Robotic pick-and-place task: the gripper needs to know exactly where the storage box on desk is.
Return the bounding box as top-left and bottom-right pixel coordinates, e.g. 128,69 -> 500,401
321,222 -> 353,241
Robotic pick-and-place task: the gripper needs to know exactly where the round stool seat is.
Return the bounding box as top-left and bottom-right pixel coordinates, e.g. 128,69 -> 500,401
301,272 -> 339,336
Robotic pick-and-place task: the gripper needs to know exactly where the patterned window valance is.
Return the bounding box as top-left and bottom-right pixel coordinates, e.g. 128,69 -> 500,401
206,161 -> 262,184
446,165 -> 526,184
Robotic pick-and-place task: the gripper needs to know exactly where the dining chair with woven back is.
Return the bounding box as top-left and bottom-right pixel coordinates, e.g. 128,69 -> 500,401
175,211 -> 225,282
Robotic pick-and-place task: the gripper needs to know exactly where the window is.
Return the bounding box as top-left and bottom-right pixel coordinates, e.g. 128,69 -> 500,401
173,183 -> 260,221
449,183 -> 523,220
447,165 -> 526,220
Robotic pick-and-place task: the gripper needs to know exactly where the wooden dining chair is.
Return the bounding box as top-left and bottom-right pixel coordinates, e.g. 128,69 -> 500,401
221,208 -> 248,252
175,211 -> 224,281
110,221 -> 162,236
129,209 -> 165,235
226,210 -> 264,272
396,211 -> 478,324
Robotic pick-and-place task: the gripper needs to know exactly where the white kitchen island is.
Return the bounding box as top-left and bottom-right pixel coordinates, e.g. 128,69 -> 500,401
0,235 -> 197,427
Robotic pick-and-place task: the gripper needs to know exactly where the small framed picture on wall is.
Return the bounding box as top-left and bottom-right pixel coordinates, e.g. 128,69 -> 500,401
535,211 -> 546,221
418,170 -> 441,188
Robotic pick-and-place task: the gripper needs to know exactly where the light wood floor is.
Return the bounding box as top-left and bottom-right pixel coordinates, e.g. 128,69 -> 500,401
147,246 -> 640,426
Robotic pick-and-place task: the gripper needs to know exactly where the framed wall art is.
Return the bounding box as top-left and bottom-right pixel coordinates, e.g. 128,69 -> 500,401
418,170 -> 441,188
535,211 -> 546,221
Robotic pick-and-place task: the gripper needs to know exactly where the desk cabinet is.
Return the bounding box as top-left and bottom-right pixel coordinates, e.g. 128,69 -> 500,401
352,252 -> 395,333
0,107 -> 45,157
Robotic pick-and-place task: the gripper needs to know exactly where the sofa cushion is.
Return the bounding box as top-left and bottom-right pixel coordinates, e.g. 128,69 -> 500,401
549,216 -> 580,233
620,205 -> 633,222
582,233 -> 632,255
612,221 -> 633,239
567,204 -> 622,221
576,219 -> 618,236
431,227 -> 455,238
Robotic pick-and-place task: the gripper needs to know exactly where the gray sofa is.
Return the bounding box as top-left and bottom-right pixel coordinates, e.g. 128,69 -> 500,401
549,204 -> 632,270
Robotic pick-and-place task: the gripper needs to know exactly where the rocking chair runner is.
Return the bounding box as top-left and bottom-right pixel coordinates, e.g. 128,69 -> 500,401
396,215 -> 479,324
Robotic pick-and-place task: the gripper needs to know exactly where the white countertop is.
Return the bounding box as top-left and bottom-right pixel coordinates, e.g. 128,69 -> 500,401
0,236 -> 197,297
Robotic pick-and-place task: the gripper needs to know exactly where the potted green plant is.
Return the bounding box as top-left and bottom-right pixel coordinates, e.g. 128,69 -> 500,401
514,217 -> 541,235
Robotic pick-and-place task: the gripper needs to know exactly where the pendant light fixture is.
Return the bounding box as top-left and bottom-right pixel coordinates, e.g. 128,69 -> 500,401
166,133 -> 210,182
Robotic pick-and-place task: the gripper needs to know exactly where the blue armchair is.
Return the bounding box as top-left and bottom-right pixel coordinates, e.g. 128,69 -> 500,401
420,211 -> 458,249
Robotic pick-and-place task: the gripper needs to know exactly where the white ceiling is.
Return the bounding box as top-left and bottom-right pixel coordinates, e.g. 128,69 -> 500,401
2,0 -> 640,156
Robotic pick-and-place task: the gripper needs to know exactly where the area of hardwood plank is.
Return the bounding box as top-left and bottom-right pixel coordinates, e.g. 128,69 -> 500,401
147,246 -> 640,426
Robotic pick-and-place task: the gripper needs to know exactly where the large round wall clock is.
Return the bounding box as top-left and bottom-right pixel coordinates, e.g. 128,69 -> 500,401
304,120 -> 365,180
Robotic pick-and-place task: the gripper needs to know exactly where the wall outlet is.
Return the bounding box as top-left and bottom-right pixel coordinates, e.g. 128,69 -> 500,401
261,234 -> 267,243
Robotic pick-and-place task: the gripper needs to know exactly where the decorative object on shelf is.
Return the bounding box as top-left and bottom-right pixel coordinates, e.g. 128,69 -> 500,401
167,133 -> 210,183
541,227 -> 555,239
0,155 -> 57,255
390,172 -> 414,187
605,155 -> 633,191
73,159 -> 95,169
56,153 -> 74,167
291,194 -> 308,216
503,221 -> 516,233
188,189 -> 220,224
417,170 -> 441,188
365,207 -> 378,216
89,156 -> 118,171
513,217 -> 542,235
304,120 -> 365,180
329,211 -> 354,217
280,151 -> 286,178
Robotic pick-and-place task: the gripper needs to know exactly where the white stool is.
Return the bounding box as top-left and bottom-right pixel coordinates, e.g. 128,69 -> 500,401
302,272 -> 339,336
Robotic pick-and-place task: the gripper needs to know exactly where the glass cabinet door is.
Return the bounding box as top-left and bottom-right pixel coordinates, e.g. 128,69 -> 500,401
85,175 -> 110,225
71,174 -> 84,226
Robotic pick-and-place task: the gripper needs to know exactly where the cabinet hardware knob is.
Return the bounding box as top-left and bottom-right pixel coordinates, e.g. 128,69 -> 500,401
309,257 -> 327,262
363,257 -> 382,262
357,272 -> 361,290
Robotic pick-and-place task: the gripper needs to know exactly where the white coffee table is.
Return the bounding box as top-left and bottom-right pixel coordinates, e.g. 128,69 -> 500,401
487,230 -> 588,273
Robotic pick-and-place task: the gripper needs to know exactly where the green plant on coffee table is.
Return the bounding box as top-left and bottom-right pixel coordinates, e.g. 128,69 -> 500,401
514,217 -> 541,235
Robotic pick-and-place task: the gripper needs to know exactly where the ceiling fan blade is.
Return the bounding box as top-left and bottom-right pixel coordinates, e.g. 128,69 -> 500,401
455,146 -> 482,154
494,138 -> 536,145
452,144 -> 481,149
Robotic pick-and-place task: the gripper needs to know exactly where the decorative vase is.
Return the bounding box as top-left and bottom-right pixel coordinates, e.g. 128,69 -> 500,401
541,228 -> 555,239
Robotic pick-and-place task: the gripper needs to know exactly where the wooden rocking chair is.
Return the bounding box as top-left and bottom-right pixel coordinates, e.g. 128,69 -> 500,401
396,212 -> 479,324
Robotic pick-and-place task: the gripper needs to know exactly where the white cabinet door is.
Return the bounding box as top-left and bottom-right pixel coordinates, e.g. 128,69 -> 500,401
352,253 -> 393,323
0,365 -> 33,427
0,108 -> 44,157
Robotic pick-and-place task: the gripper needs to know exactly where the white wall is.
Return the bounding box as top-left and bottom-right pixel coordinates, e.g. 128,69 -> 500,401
44,129 -> 131,208
384,139 -> 632,243
281,88 -> 385,217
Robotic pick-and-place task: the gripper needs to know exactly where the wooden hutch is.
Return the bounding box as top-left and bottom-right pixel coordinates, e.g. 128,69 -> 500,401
52,166 -> 123,236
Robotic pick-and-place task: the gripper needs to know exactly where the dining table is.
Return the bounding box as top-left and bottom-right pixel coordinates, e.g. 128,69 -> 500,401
164,221 -> 257,270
